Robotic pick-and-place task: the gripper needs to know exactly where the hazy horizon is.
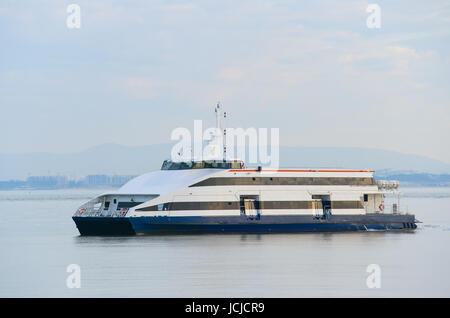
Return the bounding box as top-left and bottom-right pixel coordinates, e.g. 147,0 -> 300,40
2,1 -> 450,301
2,140 -> 450,166
1,1 -> 449,163
2,142 -> 450,181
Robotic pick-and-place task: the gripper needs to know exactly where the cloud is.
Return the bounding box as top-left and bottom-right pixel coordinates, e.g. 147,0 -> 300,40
1,0 -> 449,163
122,77 -> 161,99
217,68 -> 245,81
338,45 -> 433,75
161,3 -> 197,11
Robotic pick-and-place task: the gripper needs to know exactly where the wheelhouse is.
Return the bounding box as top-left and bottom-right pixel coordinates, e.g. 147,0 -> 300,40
161,159 -> 244,170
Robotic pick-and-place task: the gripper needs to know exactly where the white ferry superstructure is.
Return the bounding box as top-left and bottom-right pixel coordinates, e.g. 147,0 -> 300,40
72,105 -> 417,235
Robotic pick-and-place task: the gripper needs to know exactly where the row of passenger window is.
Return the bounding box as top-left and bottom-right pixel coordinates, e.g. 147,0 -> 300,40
103,201 -> 144,210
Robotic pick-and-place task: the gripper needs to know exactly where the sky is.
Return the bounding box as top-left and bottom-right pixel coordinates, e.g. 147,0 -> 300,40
1,0 -> 449,163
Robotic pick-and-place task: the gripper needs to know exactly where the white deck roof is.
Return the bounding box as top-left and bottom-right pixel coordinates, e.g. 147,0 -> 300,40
102,169 -> 220,196
100,167 -> 376,197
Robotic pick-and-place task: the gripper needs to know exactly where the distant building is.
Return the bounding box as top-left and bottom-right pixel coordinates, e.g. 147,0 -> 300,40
26,176 -> 68,188
110,175 -> 136,187
0,180 -> 27,190
0,174 -> 138,190
82,174 -> 137,187
84,175 -> 110,186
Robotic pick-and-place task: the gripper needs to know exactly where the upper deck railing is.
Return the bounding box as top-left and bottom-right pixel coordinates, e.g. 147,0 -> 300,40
161,159 -> 244,170
73,198 -> 128,218
376,180 -> 399,190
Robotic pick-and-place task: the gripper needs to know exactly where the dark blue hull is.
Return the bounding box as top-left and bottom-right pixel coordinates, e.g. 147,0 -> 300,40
73,217 -> 135,235
73,214 -> 417,236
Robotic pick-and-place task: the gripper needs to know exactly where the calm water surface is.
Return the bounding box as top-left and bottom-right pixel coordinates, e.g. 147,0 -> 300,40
0,187 -> 449,297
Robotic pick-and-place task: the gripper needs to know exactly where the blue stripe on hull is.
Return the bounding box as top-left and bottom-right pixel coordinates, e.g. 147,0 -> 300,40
132,222 -> 362,233
129,215 -> 414,234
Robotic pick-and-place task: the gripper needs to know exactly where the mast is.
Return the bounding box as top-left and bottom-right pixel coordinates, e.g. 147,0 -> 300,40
215,102 -> 227,160
208,102 -> 227,160
215,102 -> 221,131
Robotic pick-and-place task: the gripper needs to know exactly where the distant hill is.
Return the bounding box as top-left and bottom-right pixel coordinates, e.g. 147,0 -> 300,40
279,146 -> 450,173
0,143 -> 172,180
374,171 -> 450,187
1,143 -> 450,180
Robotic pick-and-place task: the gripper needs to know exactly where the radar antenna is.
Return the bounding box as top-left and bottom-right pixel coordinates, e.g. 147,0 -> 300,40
215,102 -> 228,160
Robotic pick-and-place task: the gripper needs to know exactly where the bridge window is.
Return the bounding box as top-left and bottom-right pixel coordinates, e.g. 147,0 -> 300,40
161,160 -> 243,170
116,201 -> 144,210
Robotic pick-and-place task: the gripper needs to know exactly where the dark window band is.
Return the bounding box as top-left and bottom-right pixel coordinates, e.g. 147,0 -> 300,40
189,177 -> 375,187
137,200 -> 363,211
117,202 -> 144,209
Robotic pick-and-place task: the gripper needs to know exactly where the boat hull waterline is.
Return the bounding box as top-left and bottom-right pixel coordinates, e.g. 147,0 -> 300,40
73,215 -> 417,235
72,106 -> 418,236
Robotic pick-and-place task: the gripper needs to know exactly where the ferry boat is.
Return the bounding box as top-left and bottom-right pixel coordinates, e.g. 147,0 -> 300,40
72,106 -> 417,235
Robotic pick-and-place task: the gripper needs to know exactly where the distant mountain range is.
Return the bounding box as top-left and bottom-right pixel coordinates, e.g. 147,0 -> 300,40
375,171 -> 450,186
1,143 -> 450,180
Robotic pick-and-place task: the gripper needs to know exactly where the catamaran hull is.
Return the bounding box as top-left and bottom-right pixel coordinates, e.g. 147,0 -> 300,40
73,215 -> 417,235
73,217 -> 135,235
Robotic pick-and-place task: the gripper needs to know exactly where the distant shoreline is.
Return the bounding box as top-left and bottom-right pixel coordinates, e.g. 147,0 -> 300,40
1,172 -> 450,190
0,187 -> 119,191
0,185 -> 449,191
